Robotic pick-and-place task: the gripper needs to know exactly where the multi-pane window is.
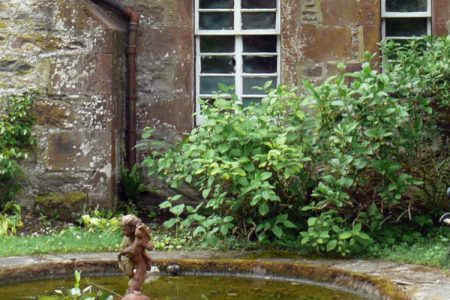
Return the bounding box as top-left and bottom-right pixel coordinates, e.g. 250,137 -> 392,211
195,0 -> 281,124
382,0 -> 432,40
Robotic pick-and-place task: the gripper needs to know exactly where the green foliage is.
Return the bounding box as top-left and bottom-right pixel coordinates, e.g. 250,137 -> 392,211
120,165 -> 146,203
300,211 -> 370,256
0,93 -> 35,208
382,36 -> 450,108
144,36 -> 449,256
0,202 -> 22,236
80,208 -> 121,232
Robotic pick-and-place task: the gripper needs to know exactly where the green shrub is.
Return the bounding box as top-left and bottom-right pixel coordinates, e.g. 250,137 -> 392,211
0,202 -> 22,236
80,208 -> 121,232
119,165 -> 146,203
0,93 -> 35,208
144,36 -> 449,256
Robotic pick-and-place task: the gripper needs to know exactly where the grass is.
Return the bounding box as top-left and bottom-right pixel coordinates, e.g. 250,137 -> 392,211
0,227 -> 122,257
2,224 -> 450,271
371,238 -> 450,269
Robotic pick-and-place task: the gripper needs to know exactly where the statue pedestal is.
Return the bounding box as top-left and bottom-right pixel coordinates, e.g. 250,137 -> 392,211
121,292 -> 150,300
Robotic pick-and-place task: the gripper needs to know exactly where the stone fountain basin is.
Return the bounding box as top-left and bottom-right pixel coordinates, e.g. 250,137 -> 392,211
1,251 -> 449,300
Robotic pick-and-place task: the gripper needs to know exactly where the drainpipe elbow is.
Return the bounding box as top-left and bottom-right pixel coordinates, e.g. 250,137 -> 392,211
124,7 -> 140,24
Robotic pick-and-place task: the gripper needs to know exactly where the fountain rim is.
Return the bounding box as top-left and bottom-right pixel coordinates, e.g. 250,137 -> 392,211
0,252 -> 407,300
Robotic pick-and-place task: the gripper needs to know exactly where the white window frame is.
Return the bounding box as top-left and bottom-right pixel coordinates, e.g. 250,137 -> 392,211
381,0 -> 432,40
195,0 -> 281,125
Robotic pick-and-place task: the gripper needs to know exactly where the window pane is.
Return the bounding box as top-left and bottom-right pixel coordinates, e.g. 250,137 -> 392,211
242,0 -> 276,9
386,18 -> 428,37
200,36 -> 235,53
243,77 -> 277,95
243,98 -> 262,107
243,35 -> 277,53
201,56 -> 235,73
242,13 -> 276,29
200,0 -> 234,9
386,0 -> 427,12
243,56 -> 277,73
200,76 -> 235,94
199,13 -> 234,30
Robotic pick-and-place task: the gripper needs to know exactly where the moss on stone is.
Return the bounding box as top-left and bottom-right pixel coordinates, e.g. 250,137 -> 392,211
15,34 -> 62,51
35,192 -> 88,206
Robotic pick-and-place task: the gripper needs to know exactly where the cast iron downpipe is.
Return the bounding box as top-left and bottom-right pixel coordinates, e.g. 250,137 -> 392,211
93,0 -> 139,169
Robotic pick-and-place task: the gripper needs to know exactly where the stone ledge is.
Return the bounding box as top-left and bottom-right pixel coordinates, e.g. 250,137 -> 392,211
0,251 -> 449,299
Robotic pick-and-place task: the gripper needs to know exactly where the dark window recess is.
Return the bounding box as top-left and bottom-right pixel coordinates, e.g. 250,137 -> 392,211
242,0 -> 276,9
243,97 -> 262,107
199,13 -> 234,30
201,56 -> 235,74
243,35 -> 277,53
242,13 -> 276,29
243,56 -> 277,73
200,76 -> 235,94
243,77 -> 277,95
200,0 -> 234,9
386,18 -> 428,37
386,0 -> 427,12
201,36 -> 235,53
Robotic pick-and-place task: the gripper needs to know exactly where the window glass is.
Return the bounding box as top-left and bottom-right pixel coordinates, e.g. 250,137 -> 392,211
243,77 -> 277,95
386,18 -> 428,37
243,98 -> 262,107
201,56 -> 235,74
201,36 -> 235,53
199,0 -> 234,9
243,36 -> 277,53
386,0 -> 427,12
242,13 -> 276,29
242,0 -> 276,9
200,76 -> 235,94
243,56 -> 277,73
199,13 -> 234,30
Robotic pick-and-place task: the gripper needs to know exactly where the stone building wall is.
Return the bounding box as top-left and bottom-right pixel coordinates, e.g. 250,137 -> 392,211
0,0 -> 126,213
0,0 -> 448,211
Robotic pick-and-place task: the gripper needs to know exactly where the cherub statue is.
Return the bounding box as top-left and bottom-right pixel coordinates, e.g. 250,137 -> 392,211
118,214 -> 153,300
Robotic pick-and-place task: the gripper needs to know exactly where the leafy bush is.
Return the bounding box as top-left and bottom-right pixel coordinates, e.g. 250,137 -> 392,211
0,93 -> 35,208
382,35 -> 450,108
144,36 -> 449,256
0,202 -> 22,236
119,165 -> 146,203
80,208 -> 121,232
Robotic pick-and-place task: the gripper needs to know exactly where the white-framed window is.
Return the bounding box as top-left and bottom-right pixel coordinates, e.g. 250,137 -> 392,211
382,0 -> 432,40
195,0 -> 281,124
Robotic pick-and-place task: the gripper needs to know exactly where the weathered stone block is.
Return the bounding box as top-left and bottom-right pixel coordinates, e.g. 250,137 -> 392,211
49,54 -> 114,96
33,101 -> 72,128
46,131 -> 111,172
433,0 -> 450,28
302,64 -> 324,78
0,59 -> 33,74
300,24 -> 353,61
363,25 -> 381,56
34,192 -> 88,221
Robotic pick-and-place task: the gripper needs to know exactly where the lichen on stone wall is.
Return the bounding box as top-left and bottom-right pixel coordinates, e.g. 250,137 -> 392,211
0,0 -> 126,211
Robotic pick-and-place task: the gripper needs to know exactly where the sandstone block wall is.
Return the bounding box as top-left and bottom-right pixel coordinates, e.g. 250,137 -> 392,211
0,0 -> 126,210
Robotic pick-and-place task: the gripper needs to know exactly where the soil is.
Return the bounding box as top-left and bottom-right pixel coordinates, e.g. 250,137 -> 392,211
18,212 -> 75,236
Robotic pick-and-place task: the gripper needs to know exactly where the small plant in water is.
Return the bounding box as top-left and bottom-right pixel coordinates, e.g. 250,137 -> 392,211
41,270 -> 116,300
